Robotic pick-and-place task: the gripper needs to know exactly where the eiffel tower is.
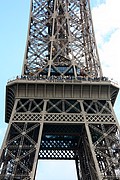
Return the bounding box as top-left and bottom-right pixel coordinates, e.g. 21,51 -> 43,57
0,0 -> 120,179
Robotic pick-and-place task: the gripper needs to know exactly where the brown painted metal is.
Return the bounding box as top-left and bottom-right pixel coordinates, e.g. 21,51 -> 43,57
0,0 -> 120,179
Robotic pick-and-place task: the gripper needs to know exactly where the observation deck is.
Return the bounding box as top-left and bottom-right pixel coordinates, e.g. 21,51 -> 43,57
5,75 -> 119,123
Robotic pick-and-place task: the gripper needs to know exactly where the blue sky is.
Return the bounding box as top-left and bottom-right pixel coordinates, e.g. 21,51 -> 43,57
0,0 -> 30,146
0,1 -> 120,179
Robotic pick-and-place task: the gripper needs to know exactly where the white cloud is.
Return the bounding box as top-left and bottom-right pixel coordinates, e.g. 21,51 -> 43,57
99,29 -> 120,79
92,0 -> 120,37
36,160 -> 77,180
92,0 -> 120,83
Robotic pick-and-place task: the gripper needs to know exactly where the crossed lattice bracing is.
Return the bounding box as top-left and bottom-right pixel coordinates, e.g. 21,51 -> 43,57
23,0 -> 102,78
0,96 -> 120,179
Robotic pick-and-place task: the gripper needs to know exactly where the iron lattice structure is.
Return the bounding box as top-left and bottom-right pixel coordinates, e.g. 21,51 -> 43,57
0,0 -> 120,180
22,0 -> 102,78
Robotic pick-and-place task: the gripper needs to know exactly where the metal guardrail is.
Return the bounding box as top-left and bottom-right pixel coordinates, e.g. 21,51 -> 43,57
7,75 -> 119,86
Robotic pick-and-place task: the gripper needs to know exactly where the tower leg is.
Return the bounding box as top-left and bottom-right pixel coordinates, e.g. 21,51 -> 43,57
74,124 -> 101,180
85,124 -> 102,180
75,155 -> 82,180
0,121 -> 43,180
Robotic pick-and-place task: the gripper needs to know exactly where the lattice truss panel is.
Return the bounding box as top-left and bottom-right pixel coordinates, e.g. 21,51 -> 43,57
13,98 -> 116,123
89,124 -> 120,179
23,0 -> 102,78
39,124 -> 83,160
83,100 -> 116,123
0,122 -> 41,180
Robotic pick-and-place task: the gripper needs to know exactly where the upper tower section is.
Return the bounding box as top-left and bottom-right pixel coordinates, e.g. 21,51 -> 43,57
22,0 -> 103,79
